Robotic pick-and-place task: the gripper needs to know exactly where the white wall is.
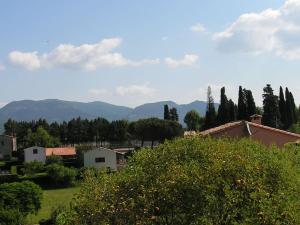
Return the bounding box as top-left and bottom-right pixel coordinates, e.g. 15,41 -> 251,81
24,146 -> 46,163
84,148 -> 117,171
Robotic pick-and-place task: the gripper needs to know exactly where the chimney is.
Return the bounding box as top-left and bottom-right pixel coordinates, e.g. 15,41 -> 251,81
250,114 -> 262,125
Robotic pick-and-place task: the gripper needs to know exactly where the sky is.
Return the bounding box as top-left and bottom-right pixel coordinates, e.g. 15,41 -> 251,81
2,0 -> 300,108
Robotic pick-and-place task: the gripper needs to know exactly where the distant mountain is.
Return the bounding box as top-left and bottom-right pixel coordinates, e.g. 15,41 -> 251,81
0,99 -> 218,130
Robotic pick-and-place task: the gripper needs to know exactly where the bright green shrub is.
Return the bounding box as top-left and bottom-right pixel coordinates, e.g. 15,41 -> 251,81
59,138 -> 300,225
22,160 -> 45,176
46,163 -> 77,187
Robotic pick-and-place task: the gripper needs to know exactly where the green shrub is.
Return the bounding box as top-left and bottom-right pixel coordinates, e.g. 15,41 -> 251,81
46,163 -> 77,187
64,138 -> 300,225
0,181 -> 42,218
0,208 -> 24,225
22,161 -> 45,176
0,174 -> 19,183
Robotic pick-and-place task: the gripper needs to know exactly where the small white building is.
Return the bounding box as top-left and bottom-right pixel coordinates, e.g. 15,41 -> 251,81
24,146 -> 76,163
84,147 -> 128,171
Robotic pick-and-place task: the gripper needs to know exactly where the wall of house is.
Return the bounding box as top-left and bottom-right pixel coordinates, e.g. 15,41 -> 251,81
24,146 -> 46,163
84,148 -> 117,171
0,136 -> 17,160
210,124 -> 249,139
249,125 -> 300,148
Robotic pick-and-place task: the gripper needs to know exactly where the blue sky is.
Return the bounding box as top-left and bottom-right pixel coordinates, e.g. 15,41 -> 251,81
2,0 -> 300,107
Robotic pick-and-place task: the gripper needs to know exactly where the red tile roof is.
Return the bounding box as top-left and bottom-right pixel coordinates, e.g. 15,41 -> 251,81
199,121 -> 244,136
45,147 -> 76,156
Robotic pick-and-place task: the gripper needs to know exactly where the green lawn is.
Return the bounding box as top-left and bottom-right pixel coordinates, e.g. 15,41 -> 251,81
27,186 -> 80,224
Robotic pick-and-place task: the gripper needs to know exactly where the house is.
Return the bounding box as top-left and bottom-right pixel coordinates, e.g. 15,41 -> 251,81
24,146 -> 76,163
0,135 -> 17,160
194,115 -> 300,148
84,147 -> 130,171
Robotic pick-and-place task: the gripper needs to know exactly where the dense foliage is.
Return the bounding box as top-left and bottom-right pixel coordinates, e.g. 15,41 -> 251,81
56,138 -> 300,225
46,163 -> 77,187
0,181 -> 42,224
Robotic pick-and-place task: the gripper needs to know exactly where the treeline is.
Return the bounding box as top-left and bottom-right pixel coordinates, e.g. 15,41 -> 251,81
4,117 -> 182,149
184,84 -> 299,131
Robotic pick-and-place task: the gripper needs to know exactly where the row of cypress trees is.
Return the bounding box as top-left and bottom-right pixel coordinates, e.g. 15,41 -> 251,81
203,84 -> 297,130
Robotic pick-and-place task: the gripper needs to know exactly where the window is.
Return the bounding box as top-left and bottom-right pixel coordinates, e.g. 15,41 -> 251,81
33,149 -> 38,154
95,157 -> 105,163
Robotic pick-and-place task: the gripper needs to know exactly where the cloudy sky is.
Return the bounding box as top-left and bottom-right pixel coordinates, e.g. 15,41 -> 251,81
2,0 -> 300,107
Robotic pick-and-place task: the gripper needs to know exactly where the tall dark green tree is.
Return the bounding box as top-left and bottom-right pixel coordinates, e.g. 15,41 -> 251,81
279,86 -> 287,128
228,99 -> 236,122
285,88 -> 296,128
217,87 -> 230,125
169,107 -> 179,122
237,86 -> 247,120
164,105 -> 170,120
262,84 -> 280,128
184,110 -> 202,131
203,86 -> 216,129
245,89 -> 256,118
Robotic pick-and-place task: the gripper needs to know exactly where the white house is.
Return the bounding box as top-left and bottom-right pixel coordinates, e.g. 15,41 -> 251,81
84,147 -> 128,171
24,146 -> 76,163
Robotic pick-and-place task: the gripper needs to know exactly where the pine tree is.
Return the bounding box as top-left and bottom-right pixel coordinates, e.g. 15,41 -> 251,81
237,86 -> 247,120
245,89 -> 256,118
203,86 -> 216,129
279,86 -> 287,128
164,105 -> 170,120
262,84 -> 280,128
217,87 -> 229,125
169,107 -> 179,122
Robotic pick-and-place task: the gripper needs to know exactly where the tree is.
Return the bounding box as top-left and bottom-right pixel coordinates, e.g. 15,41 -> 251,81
203,86 -> 216,129
164,105 -> 170,120
184,110 -> 202,131
279,86 -> 287,128
0,181 -> 42,221
169,107 -> 179,122
285,88 -> 296,128
245,89 -> 256,118
262,84 -> 280,128
62,138 -> 300,225
237,86 -> 247,120
25,126 -> 61,148
46,163 -> 77,187
108,120 -> 129,143
228,99 -> 236,122
217,87 -> 230,125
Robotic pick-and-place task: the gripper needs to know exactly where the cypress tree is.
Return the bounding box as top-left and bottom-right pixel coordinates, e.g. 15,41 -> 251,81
262,84 -> 280,128
203,86 -> 216,129
164,105 -> 170,120
285,88 -> 294,128
169,107 -> 179,122
217,87 -> 230,125
289,91 -> 297,123
237,86 -> 247,120
228,99 -> 236,122
279,86 -> 287,128
245,89 -> 256,118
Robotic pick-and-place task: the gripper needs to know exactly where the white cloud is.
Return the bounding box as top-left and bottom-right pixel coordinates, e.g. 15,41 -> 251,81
190,23 -> 206,33
88,88 -> 108,96
161,36 -> 168,41
116,84 -> 156,97
214,0 -> 300,59
8,38 -> 160,71
165,54 -> 199,68
9,51 -> 41,70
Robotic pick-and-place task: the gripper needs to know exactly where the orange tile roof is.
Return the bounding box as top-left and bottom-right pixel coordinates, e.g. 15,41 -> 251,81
45,147 -> 76,156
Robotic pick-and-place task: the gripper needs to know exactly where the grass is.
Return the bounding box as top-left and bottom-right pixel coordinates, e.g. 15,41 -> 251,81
27,186 -> 80,224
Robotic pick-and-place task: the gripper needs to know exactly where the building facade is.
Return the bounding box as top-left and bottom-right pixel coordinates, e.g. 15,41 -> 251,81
0,135 -> 17,160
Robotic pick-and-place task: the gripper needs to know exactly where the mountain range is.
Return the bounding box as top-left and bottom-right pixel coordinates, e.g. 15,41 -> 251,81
0,99 -> 218,129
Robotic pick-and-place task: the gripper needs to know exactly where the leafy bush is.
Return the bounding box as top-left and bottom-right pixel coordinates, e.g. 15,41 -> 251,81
0,181 -> 42,221
46,163 -> 77,187
62,137 -> 300,225
0,174 -> 19,183
22,160 -> 45,176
